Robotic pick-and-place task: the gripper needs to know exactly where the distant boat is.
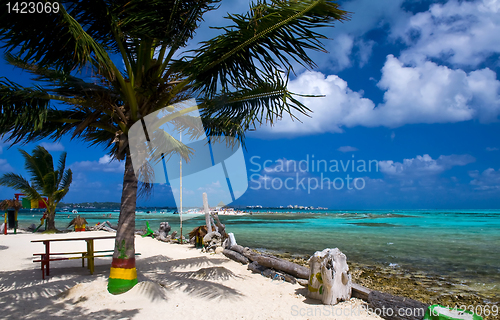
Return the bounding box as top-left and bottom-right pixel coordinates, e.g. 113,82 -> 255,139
146,211 -> 151,214
72,209 -> 78,214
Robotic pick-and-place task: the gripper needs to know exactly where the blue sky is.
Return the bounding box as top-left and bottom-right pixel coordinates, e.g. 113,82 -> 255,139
1,0 -> 500,209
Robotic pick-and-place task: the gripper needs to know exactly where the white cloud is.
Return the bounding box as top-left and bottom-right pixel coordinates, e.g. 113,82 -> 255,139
171,187 -> 195,196
260,71 -> 375,134
356,39 -> 375,68
0,159 -> 14,173
39,142 -> 65,151
393,0 -> 500,67
327,34 -> 354,71
335,0 -> 408,36
486,147 -> 499,151
338,146 -> 358,153
259,57 -> 500,135
379,154 -> 475,178
469,168 -> 500,190
375,55 -> 500,126
70,155 -> 124,173
322,34 -> 376,71
263,0 -> 500,136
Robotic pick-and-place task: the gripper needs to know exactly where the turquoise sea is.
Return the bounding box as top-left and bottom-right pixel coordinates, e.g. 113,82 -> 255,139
13,208 -> 500,300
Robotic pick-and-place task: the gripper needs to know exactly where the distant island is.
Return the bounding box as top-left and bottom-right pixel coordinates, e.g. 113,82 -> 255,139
56,202 -> 121,209
55,202 -> 328,210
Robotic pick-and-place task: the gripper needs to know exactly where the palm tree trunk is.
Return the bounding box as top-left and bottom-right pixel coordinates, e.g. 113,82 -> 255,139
108,151 -> 138,294
46,209 -> 56,231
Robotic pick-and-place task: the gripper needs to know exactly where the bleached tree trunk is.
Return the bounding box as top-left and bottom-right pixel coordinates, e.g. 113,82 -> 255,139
202,193 -> 211,232
307,248 -> 352,305
228,233 -> 237,248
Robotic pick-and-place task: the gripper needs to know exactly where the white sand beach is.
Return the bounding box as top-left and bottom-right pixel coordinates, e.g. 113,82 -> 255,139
0,230 -> 382,320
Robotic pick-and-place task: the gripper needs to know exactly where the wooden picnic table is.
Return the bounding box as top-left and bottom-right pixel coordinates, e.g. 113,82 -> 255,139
32,235 -> 116,279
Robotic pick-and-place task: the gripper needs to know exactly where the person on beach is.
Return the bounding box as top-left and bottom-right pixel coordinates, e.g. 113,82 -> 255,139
67,215 -> 88,232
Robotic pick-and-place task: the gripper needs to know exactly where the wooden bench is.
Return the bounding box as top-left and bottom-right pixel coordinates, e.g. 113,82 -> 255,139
33,250 -> 114,267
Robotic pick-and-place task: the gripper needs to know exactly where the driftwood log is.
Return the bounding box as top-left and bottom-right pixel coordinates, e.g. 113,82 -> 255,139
89,221 -> 116,232
203,193 -> 211,232
222,249 -> 249,264
223,245 -> 374,304
352,283 -> 371,301
228,244 -> 255,260
228,233 -> 237,248
213,213 -> 228,239
156,222 -> 171,242
308,248 -> 352,305
221,243 -> 421,319
254,255 -> 309,279
225,245 -> 308,279
247,261 -> 297,284
203,231 -> 222,252
368,291 -> 429,320
228,244 -> 245,254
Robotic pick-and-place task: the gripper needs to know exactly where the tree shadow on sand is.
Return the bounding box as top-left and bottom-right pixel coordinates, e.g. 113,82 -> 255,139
0,267 -> 140,320
0,254 -> 244,319
137,255 -> 244,301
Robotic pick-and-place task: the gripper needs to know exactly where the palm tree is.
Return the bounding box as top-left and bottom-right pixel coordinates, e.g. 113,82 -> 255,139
0,0 -> 349,294
0,146 -> 73,231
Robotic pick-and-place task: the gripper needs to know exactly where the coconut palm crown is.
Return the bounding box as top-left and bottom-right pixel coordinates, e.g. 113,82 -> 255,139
0,0 -> 349,293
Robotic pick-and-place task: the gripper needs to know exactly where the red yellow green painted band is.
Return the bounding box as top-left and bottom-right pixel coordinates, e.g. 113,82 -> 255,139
111,258 -> 136,269
108,278 -> 138,295
109,267 -> 137,280
108,258 -> 138,294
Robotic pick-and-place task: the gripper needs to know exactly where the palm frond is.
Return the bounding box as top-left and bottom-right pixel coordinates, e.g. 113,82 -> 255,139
18,148 -> 46,191
54,169 -> 72,202
4,54 -> 118,102
0,1 -> 112,74
0,173 -> 42,201
42,172 -> 57,196
0,78 -> 51,140
56,152 -> 68,186
199,73 -> 314,137
176,0 -> 349,96
118,0 -> 219,44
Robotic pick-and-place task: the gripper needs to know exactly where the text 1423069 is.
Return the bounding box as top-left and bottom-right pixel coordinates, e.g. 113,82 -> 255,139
6,2 -> 60,14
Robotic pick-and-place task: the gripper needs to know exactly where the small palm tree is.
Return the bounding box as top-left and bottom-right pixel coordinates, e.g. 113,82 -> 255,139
0,146 -> 72,231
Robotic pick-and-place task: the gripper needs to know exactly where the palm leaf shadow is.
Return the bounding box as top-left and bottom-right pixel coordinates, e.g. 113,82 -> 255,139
136,255 -> 244,301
